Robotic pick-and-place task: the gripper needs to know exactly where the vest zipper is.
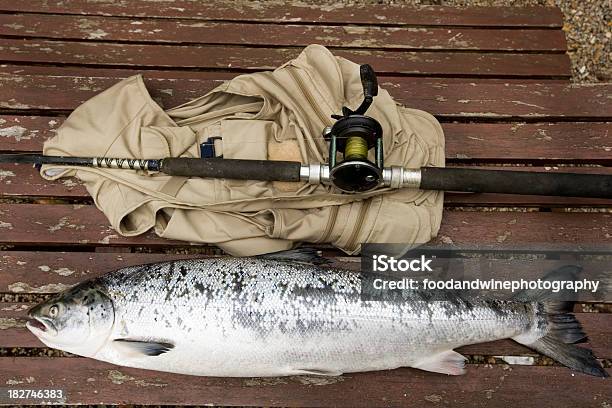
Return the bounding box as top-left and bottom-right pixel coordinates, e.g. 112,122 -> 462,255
317,205 -> 339,243
345,199 -> 372,253
287,67 -> 332,128
287,66 -> 339,244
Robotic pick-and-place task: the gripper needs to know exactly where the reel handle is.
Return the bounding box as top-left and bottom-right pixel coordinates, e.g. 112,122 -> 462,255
360,64 -> 378,99
354,64 -> 378,115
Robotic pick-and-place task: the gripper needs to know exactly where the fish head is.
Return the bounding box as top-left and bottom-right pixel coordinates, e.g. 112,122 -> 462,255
27,282 -> 114,356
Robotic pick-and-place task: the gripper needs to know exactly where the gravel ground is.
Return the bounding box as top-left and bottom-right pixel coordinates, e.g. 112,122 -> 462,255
349,0 -> 611,83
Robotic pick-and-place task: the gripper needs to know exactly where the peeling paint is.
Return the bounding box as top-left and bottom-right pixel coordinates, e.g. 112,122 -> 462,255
0,221 -> 13,229
134,379 -> 168,387
243,377 -> 288,386
424,394 -> 443,403
62,179 -> 78,187
342,26 -> 368,35
1,303 -> 29,311
87,29 -> 109,39
0,317 -> 25,329
294,375 -> 345,386
8,282 -> 72,293
48,216 -> 85,232
36,264 -> 75,276
107,370 -> 167,387
99,234 -> 119,244
0,100 -> 31,109
510,123 -> 526,133
3,23 -> 24,30
6,376 -> 35,385
107,370 -> 134,385
53,267 -> 76,276
511,100 -> 546,110
0,170 -> 15,181
496,231 -> 511,243
440,235 -> 454,245
0,125 -> 30,141
459,112 -> 509,117
48,217 -> 69,232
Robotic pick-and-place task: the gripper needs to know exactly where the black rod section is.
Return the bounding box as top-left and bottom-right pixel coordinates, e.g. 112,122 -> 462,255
160,157 -> 302,181
420,167 -> 612,198
0,154 -> 94,166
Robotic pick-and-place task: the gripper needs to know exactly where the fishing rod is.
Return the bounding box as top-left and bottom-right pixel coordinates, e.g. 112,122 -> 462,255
1,65 -> 611,198
3,153 -> 611,198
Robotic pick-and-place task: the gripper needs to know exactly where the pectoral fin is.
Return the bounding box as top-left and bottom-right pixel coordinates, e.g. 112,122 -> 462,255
413,350 -> 467,375
291,368 -> 343,376
112,339 -> 174,357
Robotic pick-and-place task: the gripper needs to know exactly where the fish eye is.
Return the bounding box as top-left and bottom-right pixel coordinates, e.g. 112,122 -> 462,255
48,304 -> 60,318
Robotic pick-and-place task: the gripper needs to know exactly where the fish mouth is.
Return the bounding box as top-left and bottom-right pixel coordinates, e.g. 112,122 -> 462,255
26,315 -> 57,337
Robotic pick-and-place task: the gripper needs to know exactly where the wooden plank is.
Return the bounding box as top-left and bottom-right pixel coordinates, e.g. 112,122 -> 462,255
2,301 -> 609,359
0,39 -> 571,78
1,73 -> 609,119
0,14 -> 568,52
3,117 -> 610,163
0,358 -> 607,406
444,122 -> 612,163
2,163 -> 611,207
2,251 -> 610,294
0,63 -> 574,82
0,2 -> 564,27
0,204 -> 609,248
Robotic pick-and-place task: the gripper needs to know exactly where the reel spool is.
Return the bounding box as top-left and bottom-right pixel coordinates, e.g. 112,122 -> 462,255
325,64 -> 384,193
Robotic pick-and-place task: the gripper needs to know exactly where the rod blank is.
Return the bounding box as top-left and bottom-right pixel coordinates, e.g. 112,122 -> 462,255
419,167 -> 612,198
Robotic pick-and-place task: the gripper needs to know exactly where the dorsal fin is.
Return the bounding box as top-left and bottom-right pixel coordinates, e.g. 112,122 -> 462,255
512,265 -> 582,302
258,248 -> 330,265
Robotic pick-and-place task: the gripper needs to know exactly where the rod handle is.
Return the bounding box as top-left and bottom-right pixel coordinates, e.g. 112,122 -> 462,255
161,158 -> 302,181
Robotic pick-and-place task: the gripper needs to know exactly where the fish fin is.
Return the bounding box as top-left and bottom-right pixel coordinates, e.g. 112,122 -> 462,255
511,265 -> 582,303
519,336 -> 608,378
291,368 -> 343,376
258,248 -> 330,265
413,350 -> 467,376
544,301 -> 588,344
112,339 -> 174,357
511,265 -> 586,344
510,265 -> 607,377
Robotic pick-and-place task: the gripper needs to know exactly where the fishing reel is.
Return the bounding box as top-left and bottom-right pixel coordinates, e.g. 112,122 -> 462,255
323,64 -> 384,193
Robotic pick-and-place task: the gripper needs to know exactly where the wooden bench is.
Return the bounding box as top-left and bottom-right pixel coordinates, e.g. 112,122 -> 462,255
0,1 -> 610,406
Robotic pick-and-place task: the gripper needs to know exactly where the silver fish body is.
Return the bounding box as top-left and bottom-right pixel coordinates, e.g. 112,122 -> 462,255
27,257 -> 608,378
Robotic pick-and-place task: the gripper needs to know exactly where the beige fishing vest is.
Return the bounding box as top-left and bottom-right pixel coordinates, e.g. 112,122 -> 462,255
42,45 -> 445,256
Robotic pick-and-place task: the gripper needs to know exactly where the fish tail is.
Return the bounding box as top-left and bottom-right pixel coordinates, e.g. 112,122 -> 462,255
511,265 -> 608,378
